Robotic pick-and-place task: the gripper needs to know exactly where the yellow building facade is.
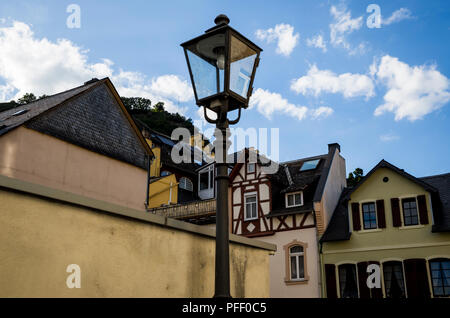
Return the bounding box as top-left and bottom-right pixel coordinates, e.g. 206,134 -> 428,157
321,161 -> 450,298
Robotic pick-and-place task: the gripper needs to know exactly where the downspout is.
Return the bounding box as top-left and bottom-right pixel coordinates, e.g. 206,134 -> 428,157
319,241 -> 325,298
145,155 -> 154,210
314,205 -> 324,298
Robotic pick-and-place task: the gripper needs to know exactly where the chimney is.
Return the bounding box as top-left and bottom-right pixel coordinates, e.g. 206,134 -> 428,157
328,143 -> 341,154
84,78 -> 99,85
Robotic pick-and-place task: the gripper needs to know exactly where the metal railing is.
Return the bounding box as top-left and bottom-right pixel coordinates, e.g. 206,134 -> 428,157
148,198 -> 216,220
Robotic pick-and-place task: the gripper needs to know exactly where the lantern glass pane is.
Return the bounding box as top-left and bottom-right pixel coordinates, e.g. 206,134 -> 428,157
229,35 -> 257,98
187,50 -> 224,99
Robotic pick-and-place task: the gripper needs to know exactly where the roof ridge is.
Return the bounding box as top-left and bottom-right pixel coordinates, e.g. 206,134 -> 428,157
281,154 -> 327,165
420,172 -> 450,179
16,77 -> 108,107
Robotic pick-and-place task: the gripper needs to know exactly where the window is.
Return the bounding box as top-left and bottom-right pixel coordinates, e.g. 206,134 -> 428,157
161,171 -> 171,177
209,168 -> 214,189
402,198 -> 419,226
247,163 -> 255,173
338,264 -> 358,298
285,192 -> 303,208
383,261 -> 406,298
199,167 -> 214,191
244,194 -> 257,220
199,171 -> 209,190
289,246 -> 305,281
299,159 -> 320,171
362,202 -> 377,229
429,258 -> 450,297
179,177 -> 193,191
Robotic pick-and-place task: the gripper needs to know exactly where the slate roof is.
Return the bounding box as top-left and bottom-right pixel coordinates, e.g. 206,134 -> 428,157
136,120 -> 201,176
319,188 -> 351,242
0,80 -> 100,136
264,144 -> 341,218
420,173 -> 450,232
320,161 -> 450,243
0,78 -> 153,170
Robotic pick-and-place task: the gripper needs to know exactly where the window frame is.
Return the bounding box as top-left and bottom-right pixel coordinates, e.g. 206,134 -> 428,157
198,165 -> 214,192
382,261 -> 406,298
338,263 -> 359,298
283,240 -> 309,285
244,192 -> 258,221
289,245 -> 305,281
401,197 -> 419,226
299,159 -> 321,171
428,258 -> 450,297
247,163 -> 256,173
361,202 -> 378,230
285,191 -> 303,208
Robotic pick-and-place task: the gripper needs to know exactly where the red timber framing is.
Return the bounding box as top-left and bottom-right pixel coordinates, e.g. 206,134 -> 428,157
230,160 -> 315,238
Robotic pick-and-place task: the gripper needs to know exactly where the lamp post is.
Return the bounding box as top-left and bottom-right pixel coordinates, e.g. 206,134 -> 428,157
181,14 -> 262,298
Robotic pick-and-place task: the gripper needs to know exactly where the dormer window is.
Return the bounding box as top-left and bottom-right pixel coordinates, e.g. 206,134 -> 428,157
247,163 -> 255,173
285,191 -> 303,208
300,159 -> 320,171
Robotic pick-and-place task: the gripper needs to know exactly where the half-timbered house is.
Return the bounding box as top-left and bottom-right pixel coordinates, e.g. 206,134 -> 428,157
229,143 -> 346,297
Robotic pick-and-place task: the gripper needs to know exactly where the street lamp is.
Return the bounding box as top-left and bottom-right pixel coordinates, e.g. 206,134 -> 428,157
181,14 -> 262,298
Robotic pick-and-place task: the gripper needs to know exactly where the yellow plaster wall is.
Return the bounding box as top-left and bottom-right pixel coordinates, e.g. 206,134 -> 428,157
148,174 -> 178,208
146,139 -> 161,178
0,188 -> 271,297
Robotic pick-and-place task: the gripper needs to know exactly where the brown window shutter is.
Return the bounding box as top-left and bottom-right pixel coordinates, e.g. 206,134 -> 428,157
417,195 -> 429,225
351,203 -> 361,231
357,262 -> 370,299
368,261 -> 383,299
325,264 -> 337,299
390,198 -> 402,227
404,259 -> 431,298
376,200 -> 386,228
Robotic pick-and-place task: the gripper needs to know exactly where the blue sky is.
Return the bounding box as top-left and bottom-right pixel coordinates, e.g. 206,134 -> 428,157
0,0 -> 449,177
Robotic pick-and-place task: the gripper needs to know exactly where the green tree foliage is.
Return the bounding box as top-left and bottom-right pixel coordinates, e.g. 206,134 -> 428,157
121,97 -> 195,136
17,93 -> 37,105
347,168 -> 364,188
121,97 -> 152,112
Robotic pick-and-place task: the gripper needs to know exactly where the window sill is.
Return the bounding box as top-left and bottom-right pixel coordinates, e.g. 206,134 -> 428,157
284,278 -> 309,286
399,224 -> 425,230
286,204 -> 304,209
244,217 -> 258,222
357,228 -> 383,234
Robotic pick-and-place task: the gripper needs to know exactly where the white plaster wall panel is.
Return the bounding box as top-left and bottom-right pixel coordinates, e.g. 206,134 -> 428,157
233,188 -> 241,204
259,183 -> 270,201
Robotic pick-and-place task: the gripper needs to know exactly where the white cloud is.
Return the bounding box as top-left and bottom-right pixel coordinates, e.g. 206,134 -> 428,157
0,21 -> 192,114
290,64 -> 375,99
380,133 -> 400,142
255,24 -> 299,57
329,5 -> 365,54
250,88 -> 308,120
310,106 -> 334,119
306,34 -> 327,52
249,88 -> 333,121
373,55 -> 450,121
382,8 -> 413,26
